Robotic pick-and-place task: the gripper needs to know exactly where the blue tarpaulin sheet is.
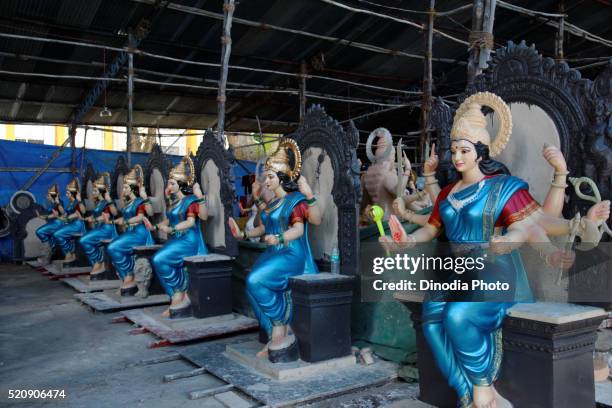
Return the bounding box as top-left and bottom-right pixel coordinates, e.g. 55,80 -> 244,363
0,140 -> 255,260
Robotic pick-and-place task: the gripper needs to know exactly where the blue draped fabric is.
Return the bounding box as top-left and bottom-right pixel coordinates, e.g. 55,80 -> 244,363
53,199 -> 85,255
79,200 -> 118,265
152,195 -> 208,296
423,175 -> 534,407
35,198 -> 64,250
246,192 -> 318,336
107,198 -> 153,279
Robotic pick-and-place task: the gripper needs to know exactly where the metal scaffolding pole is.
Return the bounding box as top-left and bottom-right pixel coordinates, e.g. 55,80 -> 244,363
299,61 -> 307,124
127,34 -> 136,166
216,0 -> 236,142
420,0 -> 435,163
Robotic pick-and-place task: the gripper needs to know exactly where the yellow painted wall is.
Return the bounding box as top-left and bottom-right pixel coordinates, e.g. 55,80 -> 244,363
104,126 -> 113,151
5,124 -> 15,141
186,129 -> 198,155
54,125 -> 67,145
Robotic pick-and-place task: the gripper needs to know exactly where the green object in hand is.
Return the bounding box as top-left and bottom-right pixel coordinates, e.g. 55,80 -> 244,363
369,205 -> 385,237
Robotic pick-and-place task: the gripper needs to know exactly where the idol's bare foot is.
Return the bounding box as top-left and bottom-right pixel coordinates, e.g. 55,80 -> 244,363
472,385 -> 497,408
121,276 -> 136,289
91,262 -> 104,274
256,344 -> 269,358
170,292 -> 188,309
493,386 -> 513,408
63,253 -> 76,263
161,308 -> 170,318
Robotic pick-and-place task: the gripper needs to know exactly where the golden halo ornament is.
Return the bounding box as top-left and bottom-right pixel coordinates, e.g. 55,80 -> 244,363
66,177 -> 80,193
264,138 -> 302,181
94,172 -> 111,192
169,155 -> 196,186
124,164 -> 145,187
48,183 -> 59,197
450,91 -> 512,157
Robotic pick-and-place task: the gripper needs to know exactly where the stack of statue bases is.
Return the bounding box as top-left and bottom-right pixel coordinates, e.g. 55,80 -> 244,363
119,254 -> 258,347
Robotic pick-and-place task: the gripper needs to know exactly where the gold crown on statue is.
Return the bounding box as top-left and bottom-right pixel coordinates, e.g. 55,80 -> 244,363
450,92 -> 512,157
94,172 -> 111,191
124,164 -> 144,187
48,183 -> 59,197
264,138 -> 302,181
169,156 -> 195,186
66,178 -> 80,193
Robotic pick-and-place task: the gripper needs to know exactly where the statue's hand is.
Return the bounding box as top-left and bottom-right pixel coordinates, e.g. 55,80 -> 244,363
489,235 -> 514,255
252,181 -> 262,199
542,144 -> 567,173
142,217 -> 154,231
423,143 -> 438,174
392,197 -> 406,217
586,200 -> 610,226
139,185 -> 148,200
227,217 -> 242,239
76,192 -> 82,201
193,182 -> 203,198
547,250 -> 575,270
402,152 -> 412,174
263,234 -> 279,245
101,212 -> 110,224
104,191 -> 112,202
114,217 -> 125,226
297,176 -> 314,199
389,214 -> 414,246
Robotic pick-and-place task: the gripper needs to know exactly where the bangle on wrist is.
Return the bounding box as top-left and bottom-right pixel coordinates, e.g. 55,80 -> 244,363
554,170 -> 569,176
425,180 -> 439,186
422,171 -> 436,177
307,196 -> 317,206
551,181 -> 567,189
242,230 -> 248,240
277,233 -> 285,245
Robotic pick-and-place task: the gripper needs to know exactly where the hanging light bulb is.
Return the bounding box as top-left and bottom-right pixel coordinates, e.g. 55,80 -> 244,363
99,48 -> 112,118
100,106 -> 112,117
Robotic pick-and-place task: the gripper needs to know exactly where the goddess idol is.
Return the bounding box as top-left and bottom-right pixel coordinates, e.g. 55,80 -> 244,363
146,156 -> 208,318
106,165 -> 154,295
35,183 -> 65,259
79,173 -> 117,280
381,92 -> 610,408
228,138 -> 322,363
53,178 -> 86,263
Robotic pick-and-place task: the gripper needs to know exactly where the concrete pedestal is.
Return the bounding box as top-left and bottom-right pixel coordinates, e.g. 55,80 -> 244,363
289,273 -> 355,363
395,292 -> 607,408
184,254 -> 233,319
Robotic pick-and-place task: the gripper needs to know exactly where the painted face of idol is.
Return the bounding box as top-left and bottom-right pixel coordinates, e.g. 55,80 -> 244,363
450,139 -> 480,173
264,170 -> 280,193
122,183 -> 132,200
165,178 -> 180,199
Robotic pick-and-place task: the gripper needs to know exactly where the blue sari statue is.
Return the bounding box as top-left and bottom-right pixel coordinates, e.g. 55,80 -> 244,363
79,173 -> 117,279
53,178 -> 85,262
148,156 -> 208,318
35,184 -> 64,255
380,92 -> 609,408
107,165 -> 153,295
229,138 -> 322,362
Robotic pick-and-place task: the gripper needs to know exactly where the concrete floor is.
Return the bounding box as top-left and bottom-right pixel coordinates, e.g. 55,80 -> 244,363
0,263 -> 422,408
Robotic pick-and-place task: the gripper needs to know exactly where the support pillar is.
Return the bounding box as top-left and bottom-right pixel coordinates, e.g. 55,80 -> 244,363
216,0 -> 236,143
